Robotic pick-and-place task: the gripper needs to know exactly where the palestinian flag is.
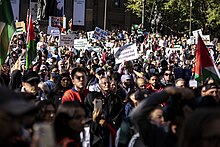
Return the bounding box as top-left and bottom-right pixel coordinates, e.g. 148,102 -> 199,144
194,34 -> 220,82
0,0 -> 15,65
26,14 -> 36,69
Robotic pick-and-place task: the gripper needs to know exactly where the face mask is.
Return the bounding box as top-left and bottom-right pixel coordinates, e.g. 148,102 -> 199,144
52,73 -> 59,78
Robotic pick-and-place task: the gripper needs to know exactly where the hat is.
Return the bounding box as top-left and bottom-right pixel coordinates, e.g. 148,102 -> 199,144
0,87 -> 37,115
121,74 -> 131,83
22,70 -> 39,82
95,67 -> 104,73
134,89 -> 150,101
204,83 -> 218,91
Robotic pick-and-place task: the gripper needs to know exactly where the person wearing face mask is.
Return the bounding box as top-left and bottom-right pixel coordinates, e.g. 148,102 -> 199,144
116,74 -> 134,102
45,66 -> 60,93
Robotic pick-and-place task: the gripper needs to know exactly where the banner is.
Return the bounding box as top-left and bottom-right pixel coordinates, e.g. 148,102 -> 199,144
60,34 -> 75,46
93,27 -> 107,40
10,0 -> 20,21
56,0 -> 65,17
74,39 -> 88,50
30,0 -> 38,21
114,44 -> 139,64
73,0 -> 85,26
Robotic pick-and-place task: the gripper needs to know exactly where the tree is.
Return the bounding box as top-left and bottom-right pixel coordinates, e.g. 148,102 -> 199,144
125,0 -> 220,36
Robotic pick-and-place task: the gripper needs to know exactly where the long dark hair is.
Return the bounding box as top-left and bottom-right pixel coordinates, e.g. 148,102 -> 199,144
54,101 -> 87,142
53,72 -> 73,92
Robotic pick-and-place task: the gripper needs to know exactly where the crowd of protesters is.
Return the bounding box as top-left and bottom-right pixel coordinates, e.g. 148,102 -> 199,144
1,22 -> 220,147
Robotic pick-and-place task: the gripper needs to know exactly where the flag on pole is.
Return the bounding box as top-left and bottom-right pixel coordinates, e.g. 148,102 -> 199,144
0,0 -> 15,65
194,34 -> 220,82
26,13 -> 36,69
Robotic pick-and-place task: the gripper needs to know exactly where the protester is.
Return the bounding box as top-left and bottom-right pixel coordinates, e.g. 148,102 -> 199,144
61,67 -> 89,103
130,87 -> 195,147
54,101 -> 87,147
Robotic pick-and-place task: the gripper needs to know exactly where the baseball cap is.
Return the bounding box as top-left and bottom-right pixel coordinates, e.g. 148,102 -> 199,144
204,83 -> 218,91
121,74 -> 131,83
0,87 -> 37,115
95,67 -> 104,73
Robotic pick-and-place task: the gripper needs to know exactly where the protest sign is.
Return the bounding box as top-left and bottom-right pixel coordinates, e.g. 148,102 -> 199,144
87,31 -> 96,42
49,16 -> 65,28
114,43 -> 139,64
87,31 -> 94,40
74,39 -> 88,50
60,35 -> 75,46
47,26 -> 60,36
93,27 -> 107,40
166,45 -> 183,56
15,21 -> 26,33
192,29 -> 203,44
201,35 -> 210,45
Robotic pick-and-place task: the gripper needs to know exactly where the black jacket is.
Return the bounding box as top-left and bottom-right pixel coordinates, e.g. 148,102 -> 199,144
130,91 -> 176,147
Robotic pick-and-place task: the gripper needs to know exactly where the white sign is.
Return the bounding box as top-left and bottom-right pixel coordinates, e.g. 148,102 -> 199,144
74,39 -> 88,50
188,36 -> 195,45
73,0 -> 85,26
166,45 -> 183,56
60,35 -> 75,46
47,26 -> 60,36
201,35 -> 210,45
93,27 -> 107,40
87,31 -> 96,42
87,31 -> 94,40
114,44 -> 139,64
192,29 -> 203,44
11,0 -> 20,21
159,40 -> 166,47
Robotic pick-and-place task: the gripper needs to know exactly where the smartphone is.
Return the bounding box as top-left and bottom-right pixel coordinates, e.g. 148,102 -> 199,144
94,98 -> 102,111
33,123 -> 55,147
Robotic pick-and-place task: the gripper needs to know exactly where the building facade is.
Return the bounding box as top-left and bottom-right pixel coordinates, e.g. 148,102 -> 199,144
18,0 -> 141,31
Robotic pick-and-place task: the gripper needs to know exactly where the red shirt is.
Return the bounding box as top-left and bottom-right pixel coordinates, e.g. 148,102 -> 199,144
61,88 -> 89,103
146,84 -> 163,94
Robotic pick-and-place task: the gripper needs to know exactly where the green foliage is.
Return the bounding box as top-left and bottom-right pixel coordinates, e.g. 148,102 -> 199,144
125,0 -> 220,36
